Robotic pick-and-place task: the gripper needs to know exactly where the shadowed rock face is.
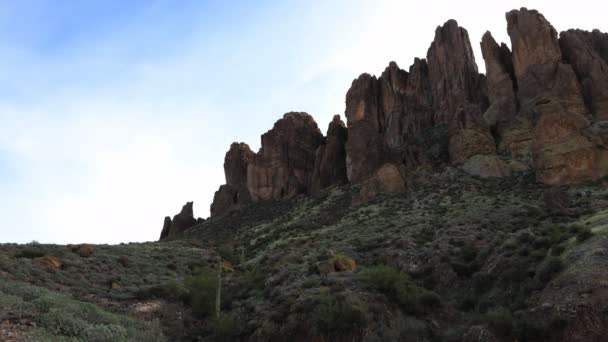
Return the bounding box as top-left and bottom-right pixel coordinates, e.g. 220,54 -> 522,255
427,19 -> 487,126
159,216 -> 171,240
505,7 -> 608,184
560,29 -> 608,120
202,7 -> 608,222
311,115 -> 348,194
247,112 -> 324,201
480,31 -> 516,131
210,143 -> 254,217
160,202 -> 199,240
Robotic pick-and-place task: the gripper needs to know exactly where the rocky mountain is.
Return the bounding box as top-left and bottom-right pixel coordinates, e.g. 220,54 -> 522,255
3,7 -> 608,342
188,7 -> 608,223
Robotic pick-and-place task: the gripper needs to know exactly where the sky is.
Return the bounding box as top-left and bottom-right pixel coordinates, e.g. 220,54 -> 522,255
0,0 -> 605,244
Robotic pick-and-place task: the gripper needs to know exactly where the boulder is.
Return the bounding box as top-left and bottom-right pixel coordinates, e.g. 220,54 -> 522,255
311,115 -> 348,194
247,112 -> 324,201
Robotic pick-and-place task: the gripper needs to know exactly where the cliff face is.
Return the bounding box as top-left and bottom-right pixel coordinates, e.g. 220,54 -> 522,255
204,7 -> 608,217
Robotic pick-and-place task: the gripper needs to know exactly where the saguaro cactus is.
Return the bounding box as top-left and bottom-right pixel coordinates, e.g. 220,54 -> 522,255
216,257 -> 222,319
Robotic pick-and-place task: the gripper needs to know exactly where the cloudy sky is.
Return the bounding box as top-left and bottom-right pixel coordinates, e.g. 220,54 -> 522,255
0,0 -> 605,244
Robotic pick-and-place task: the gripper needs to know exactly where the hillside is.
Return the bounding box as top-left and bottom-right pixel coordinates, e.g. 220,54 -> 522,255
2,169 -> 608,341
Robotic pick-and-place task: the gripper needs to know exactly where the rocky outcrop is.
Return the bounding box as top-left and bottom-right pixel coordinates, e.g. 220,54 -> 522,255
560,29 -> 608,120
159,216 -> 171,240
427,20 -> 486,126
210,143 -> 254,217
480,32 -> 516,131
311,115 -> 348,194
448,108 -> 496,165
506,8 -> 562,79
506,8 -> 608,184
160,202 -> 199,240
247,112 -> 324,201
344,73 -> 386,183
185,7 -> 608,235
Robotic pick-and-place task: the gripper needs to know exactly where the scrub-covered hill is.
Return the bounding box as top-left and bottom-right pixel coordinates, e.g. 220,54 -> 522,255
2,169 -> 608,341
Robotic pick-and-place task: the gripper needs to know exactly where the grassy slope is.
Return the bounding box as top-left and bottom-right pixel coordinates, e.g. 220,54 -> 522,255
1,168 -> 608,341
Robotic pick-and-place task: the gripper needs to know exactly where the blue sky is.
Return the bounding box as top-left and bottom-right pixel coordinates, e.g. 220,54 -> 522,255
0,0 -> 605,244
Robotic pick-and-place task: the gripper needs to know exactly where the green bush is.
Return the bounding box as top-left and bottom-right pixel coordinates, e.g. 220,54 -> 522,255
309,292 -> 367,336
537,257 -> 563,283
486,306 -> 514,337
576,228 -> 593,242
186,268 -> 218,317
360,265 -> 441,313
550,244 -> 566,256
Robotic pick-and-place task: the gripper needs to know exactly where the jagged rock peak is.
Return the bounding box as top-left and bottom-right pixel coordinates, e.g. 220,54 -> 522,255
159,202 -> 199,240
427,19 -> 486,125
224,142 -> 254,186
560,29 -> 608,119
506,7 -> 561,78
311,115 -> 348,194
247,112 -> 324,201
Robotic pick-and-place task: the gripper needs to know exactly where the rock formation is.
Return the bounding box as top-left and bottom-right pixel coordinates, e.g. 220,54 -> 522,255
505,8 -> 607,184
160,202 -> 199,240
209,112 -> 332,217
210,143 -> 254,217
310,115 -> 348,194
427,19 -> 486,126
198,7 -> 608,221
560,29 -> 608,120
247,112 -> 324,201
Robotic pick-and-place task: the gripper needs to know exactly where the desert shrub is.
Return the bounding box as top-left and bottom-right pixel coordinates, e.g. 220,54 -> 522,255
550,244 -> 566,256
136,280 -> 187,301
118,255 -> 130,267
537,257 -> 563,283
211,314 -> 243,340
301,277 -> 321,289
185,268 -> 218,317
514,319 -> 545,341
451,261 -> 480,277
486,306 -> 514,337
309,292 -> 367,337
360,265 -> 441,313
332,254 -> 356,272
460,244 -> 478,262
14,248 -> 45,259
576,227 -> 593,242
